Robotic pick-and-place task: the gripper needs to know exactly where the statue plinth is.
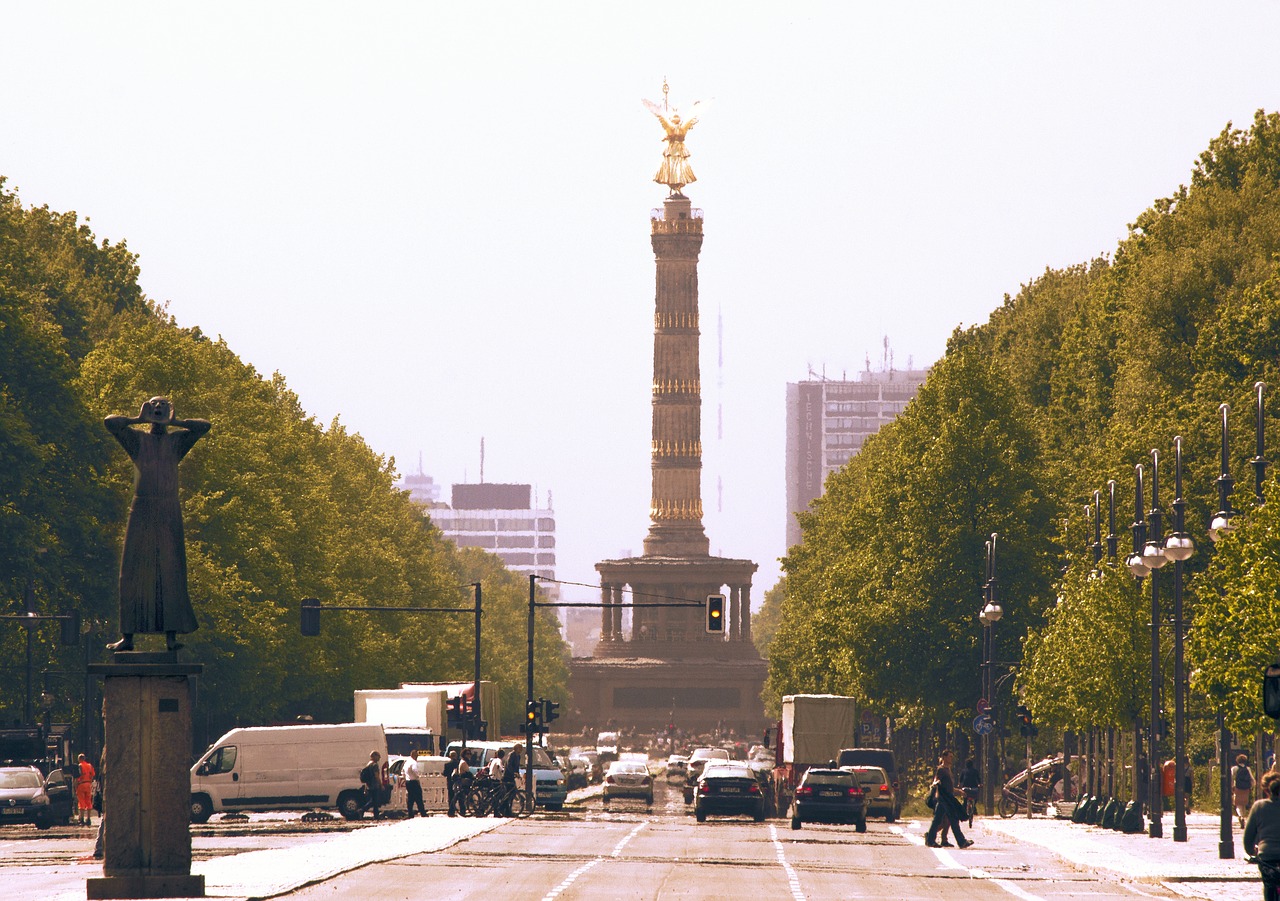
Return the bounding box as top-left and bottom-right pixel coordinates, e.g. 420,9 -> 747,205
87,655 -> 204,900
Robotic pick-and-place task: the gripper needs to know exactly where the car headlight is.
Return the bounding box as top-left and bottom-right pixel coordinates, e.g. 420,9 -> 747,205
32,794 -> 50,806
556,779 -> 565,786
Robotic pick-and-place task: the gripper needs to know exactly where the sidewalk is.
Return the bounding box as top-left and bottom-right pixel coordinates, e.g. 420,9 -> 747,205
980,810 -> 1263,900
47,816 -> 508,901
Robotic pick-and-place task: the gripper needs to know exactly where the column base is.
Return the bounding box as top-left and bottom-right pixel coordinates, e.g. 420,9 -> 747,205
1220,840 -> 1236,858
1173,824 -> 1187,842
87,874 -> 205,899
1148,820 -> 1163,838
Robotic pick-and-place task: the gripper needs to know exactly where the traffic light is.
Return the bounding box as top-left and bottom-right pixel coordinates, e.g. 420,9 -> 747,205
59,609 -> 80,646
525,699 -> 541,733
446,695 -> 465,728
705,594 -> 726,634
1016,704 -> 1037,737
542,699 -> 560,724
1265,665 -> 1280,719
300,598 -> 320,636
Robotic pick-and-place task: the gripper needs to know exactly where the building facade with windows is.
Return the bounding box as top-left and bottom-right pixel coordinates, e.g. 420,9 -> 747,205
785,367 -> 930,549
426,483 -> 558,592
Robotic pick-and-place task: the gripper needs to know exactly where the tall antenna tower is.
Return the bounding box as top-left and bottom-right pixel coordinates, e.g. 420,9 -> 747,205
717,305 -> 724,513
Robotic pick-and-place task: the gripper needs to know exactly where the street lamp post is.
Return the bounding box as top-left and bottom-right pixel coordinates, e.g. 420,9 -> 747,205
1143,450 -> 1172,839
1126,462 -> 1163,838
982,533 -> 1003,818
1164,437 -> 1195,843
1252,382 -> 1269,506
1210,402 -> 1236,858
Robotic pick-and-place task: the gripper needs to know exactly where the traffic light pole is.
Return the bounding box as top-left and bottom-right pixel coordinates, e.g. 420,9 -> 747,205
526,575 -> 536,799
300,583 -> 484,753
522,577 -> 714,801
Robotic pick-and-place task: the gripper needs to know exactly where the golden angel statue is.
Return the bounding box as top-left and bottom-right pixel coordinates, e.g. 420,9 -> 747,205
643,89 -> 707,196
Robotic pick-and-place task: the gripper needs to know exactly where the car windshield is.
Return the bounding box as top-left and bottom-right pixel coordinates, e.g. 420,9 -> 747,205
0,770 -> 42,789
802,772 -> 853,786
851,767 -> 886,784
705,766 -> 754,779
609,762 -> 647,775
690,748 -> 729,761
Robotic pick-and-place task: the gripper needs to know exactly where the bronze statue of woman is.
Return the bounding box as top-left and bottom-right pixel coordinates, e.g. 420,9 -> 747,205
644,84 -> 706,196
105,397 -> 210,652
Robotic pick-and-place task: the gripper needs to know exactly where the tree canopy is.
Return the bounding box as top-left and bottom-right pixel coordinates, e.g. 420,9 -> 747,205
768,111 -> 1280,741
0,178 -> 568,746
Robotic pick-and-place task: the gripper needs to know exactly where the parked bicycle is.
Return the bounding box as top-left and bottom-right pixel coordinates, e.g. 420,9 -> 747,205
463,775 -> 533,818
998,782 -> 1051,818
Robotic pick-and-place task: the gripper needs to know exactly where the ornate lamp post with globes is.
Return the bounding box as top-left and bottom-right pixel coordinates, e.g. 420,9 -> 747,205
1210,402 -> 1236,858
1163,437 -> 1195,843
980,533 -> 1002,817
1126,462 -> 1164,838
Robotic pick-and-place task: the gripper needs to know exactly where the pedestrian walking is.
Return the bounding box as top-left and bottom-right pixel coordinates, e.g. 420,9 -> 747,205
443,750 -> 460,817
960,757 -> 981,827
1236,754 -> 1257,828
403,755 -> 426,818
925,749 -> 973,849
75,753 -> 96,826
1243,771 -> 1280,900
360,751 -> 383,819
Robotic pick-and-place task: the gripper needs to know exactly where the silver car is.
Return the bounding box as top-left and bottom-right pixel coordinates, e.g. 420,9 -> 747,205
842,764 -> 896,820
602,760 -> 653,806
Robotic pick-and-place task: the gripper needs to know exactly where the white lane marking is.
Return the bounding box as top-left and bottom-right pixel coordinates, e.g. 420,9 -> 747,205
541,821 -> 645,900
611,821 -> 645,857
891,825 -> 1046,901
541,857 -> 602,900
990,878 -> 1046,901
768,823 -> 807,901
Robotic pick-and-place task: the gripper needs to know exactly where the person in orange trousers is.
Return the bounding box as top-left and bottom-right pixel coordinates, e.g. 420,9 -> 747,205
76,753 -> 96,825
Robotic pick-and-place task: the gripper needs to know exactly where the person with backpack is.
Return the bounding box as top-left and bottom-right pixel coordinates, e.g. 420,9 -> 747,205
1236,754 -> 1257,828
360,751 -> 383,819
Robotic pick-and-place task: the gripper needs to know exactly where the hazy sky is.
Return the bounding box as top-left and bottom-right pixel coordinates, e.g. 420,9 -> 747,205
6,2 -> 1279,604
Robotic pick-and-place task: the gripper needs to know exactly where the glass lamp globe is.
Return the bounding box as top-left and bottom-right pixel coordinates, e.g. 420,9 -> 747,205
983,603 -> 1003,623
1142,540 -> 1169,569
1163,533 -> 1195,562
1126,553 -> 1151,577
1208,512 -> 1233,542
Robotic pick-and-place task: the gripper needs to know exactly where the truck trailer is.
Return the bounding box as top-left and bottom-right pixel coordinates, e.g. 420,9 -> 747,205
770,694 -> 858,814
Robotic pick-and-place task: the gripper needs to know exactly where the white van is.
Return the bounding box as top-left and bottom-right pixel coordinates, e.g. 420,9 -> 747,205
190,723 -> 387,822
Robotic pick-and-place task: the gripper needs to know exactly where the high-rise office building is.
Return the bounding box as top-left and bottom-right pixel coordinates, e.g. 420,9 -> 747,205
785,367 -> 931,548
427,483 -> 557,590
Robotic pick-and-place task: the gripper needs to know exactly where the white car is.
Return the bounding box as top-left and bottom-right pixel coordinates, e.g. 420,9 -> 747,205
602,760 -> 653,806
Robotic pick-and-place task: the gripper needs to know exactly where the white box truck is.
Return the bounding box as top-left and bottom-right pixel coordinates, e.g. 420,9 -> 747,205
190,723 -> 386,822
354,688 -> 448,758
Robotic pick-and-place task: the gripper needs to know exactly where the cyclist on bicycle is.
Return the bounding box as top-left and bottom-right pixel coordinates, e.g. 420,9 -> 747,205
959,757 -> 981,826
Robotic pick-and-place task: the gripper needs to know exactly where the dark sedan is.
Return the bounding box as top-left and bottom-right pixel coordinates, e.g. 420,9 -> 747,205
694,764 -> 766,823
0,766 -> 74,829
791,768 -> 865,831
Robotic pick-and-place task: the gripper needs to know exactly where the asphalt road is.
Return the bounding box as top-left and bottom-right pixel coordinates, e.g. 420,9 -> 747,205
0,777 -> 1210,900
281,779 -> 1191,901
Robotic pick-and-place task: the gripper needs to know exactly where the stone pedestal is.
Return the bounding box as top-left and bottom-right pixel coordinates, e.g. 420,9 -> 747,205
87,653 -> 204,900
